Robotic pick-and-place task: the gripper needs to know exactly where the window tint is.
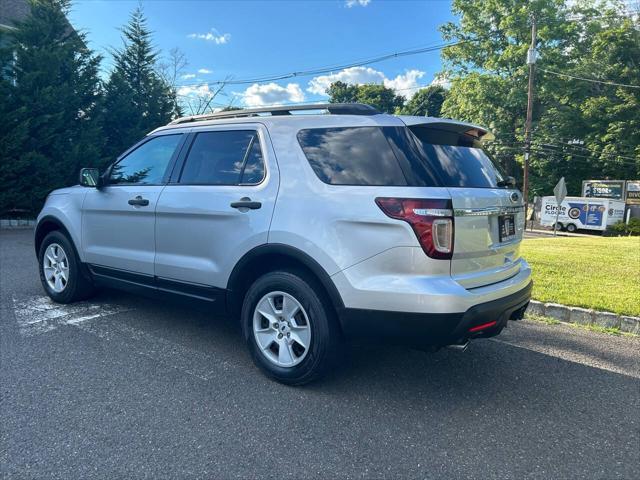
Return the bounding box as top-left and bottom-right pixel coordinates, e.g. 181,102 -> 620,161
408,126 -> 505,188
240,139 -> 265,184
179,130 -> 265,185
297,127 -> 407,186
110,134 -> 182,185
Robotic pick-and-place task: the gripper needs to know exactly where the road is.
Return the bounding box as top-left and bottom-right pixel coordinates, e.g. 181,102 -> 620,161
1,228 -> 639,479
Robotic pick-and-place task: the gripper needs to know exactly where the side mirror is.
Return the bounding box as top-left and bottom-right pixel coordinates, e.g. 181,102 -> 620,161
79,168 -> 102,188
497,176 -> 517,188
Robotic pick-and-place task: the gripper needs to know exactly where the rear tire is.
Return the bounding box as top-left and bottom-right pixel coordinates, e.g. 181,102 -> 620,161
241,270 -> 342,385
38,230 -> 96,304
565,223 -> 577,233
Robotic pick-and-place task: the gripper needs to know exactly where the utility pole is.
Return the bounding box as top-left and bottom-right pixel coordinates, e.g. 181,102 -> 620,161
523,15 -> 537,224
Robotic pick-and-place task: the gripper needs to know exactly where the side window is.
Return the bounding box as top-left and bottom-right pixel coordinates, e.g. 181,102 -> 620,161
297,127 -> 407,186
179,130 -> 265,185
110,134 -> 183,185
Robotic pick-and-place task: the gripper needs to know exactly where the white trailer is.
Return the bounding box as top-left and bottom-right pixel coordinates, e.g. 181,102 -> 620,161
540,196 -> 626,233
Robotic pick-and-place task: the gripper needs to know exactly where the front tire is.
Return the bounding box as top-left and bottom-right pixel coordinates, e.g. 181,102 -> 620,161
38,230 -> 95,303
241,270 -> 341,385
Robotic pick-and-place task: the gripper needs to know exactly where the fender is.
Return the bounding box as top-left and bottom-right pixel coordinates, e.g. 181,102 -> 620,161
34,214 -> 81,260
226,243 -> 345,314
35,187 -> 87,260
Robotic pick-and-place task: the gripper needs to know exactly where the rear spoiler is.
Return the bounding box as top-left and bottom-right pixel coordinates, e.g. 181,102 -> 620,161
397,116 -> 495,141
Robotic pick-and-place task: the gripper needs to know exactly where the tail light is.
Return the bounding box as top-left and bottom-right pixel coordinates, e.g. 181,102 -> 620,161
375,198 -> 454,260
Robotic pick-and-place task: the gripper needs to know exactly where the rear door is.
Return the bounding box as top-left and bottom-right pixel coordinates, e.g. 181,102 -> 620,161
154,123 -> 278,297
405,122 -> 525,289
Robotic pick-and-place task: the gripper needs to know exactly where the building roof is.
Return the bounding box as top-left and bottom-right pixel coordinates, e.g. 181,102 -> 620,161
0,0 -> 76,34
0,0 -> 30,29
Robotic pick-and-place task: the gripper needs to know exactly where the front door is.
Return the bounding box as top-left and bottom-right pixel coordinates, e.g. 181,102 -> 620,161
154,124 -> 279,296
82,133 -> 185,276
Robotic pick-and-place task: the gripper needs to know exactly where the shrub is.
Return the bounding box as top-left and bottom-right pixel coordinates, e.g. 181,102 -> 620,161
606,218 -> 640,236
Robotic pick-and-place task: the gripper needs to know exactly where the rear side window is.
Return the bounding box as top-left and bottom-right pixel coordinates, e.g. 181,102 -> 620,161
179,130 -> 265,185
297,127 -> 407,186
408,126 -> 505,188
110,134 -> 182,185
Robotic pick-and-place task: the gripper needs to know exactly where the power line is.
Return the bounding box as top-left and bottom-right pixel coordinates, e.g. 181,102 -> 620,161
496,136 -> 639,162
174,39 -> 473,88
536,142 -> 639,162
492,146 -> 639,168
494,131 -> 639,159
490,141 -> 639,166
539,68 -> 640,89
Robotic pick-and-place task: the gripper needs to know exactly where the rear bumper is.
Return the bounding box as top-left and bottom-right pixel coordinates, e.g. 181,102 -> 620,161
331,249 -> 532,314
338,281 -> 532,347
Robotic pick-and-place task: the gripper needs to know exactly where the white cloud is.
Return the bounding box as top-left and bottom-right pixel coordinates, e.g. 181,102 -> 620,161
384,70 -> 425,95
187,29 -> 231,44
240,82 -> 305,107
198,68 -> 213,74
307,67 -> 385,95
306,66 -> 426,98
346,0 -> 371,7
180,73 -> 196,80
177,84 -> 214,99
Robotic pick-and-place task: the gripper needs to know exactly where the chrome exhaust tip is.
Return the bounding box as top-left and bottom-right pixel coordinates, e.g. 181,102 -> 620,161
447,340 -> 470,352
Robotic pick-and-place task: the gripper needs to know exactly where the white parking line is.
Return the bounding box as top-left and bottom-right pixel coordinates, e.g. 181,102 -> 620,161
12,295 -> 128,337
12,295 -> 229,380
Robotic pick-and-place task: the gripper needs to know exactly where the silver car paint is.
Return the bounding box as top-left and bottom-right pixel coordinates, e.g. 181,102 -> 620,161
37,186 -> 87,259
38,111 -> 532,316
82,184 -> 165,275
448,187 -> 525,289
154,123 -> 279,287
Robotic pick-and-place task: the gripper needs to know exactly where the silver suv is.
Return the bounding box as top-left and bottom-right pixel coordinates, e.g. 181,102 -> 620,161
35,103 -> 532,385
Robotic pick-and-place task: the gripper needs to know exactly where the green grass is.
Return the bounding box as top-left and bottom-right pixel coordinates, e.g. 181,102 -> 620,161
521,236 -> 640,317
524,313 -> 633,336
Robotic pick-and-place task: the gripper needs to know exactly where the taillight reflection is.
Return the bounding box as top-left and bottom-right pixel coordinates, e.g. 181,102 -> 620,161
375,197 -> 454,260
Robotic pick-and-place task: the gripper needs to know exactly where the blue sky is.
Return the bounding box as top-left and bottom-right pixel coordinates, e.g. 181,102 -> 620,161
69,0 -> 456,109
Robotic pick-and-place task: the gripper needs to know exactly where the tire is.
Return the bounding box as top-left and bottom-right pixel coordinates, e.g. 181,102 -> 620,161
565,223 -> 577,233
553,222 -> 564,232
241,270 -> 342,385
38,230 -> 96,303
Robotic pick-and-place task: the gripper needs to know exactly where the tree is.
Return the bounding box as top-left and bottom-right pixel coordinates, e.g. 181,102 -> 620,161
102,7 -> 180,161
158,47 -> 188,118
327,81 -> 405,113
399,86 -> 447,117
438,0 -> 639,196
326,81 -> 360,104
0,0 -> 103,214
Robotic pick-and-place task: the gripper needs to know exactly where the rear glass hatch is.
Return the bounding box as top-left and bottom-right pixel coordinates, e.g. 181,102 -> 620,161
404,120 -> 525,289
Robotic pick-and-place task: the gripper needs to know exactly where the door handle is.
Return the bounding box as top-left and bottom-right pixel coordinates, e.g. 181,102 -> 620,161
230,197 -> 262,210
128,196 -> 149,206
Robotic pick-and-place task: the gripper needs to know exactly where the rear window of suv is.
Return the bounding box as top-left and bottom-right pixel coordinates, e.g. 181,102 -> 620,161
297,127 -> 408,186
297,125 -> 505,188
407,126 -> 506,188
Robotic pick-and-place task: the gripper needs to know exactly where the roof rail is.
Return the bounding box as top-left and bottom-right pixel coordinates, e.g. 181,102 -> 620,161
168,103 -> 381,125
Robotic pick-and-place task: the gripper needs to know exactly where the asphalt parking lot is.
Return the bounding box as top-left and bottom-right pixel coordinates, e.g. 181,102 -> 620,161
1,228 -> 639,479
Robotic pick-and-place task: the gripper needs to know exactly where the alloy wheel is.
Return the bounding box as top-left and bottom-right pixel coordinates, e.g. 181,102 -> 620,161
43,243 -> 70,293
252,291 -> 311,368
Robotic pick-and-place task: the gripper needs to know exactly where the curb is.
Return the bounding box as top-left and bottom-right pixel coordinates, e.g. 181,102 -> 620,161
0,219 -> 36,229
526,300 -> 640,334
